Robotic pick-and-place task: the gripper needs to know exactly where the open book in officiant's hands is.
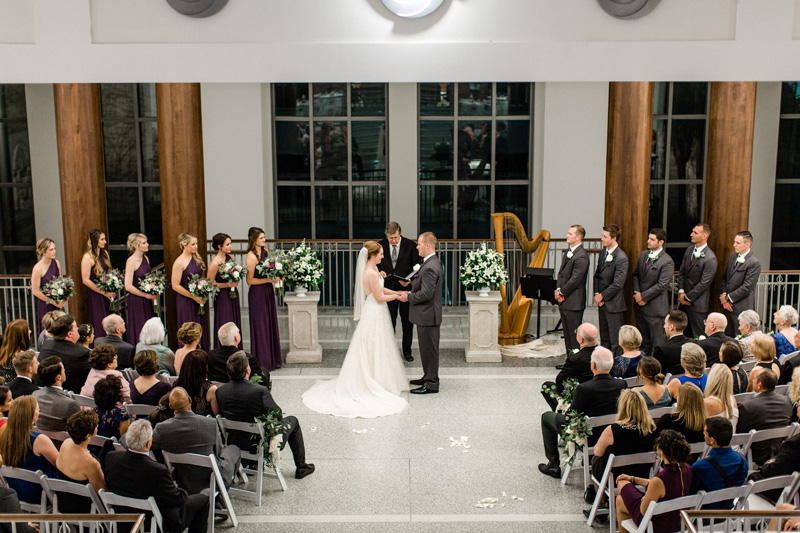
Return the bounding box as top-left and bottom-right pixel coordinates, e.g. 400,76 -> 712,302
389,272 -> 414,282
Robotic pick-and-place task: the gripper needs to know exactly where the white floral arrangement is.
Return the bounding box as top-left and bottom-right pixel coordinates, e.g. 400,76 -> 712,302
218,260 -> 248,299
459,242 -> 509,290
42,276 -> 74,305
95,268 -> 124,311
285,240 -> 326,290
256,249 -> 289,297
138,271 -> 166,314
187,274 -> 219,315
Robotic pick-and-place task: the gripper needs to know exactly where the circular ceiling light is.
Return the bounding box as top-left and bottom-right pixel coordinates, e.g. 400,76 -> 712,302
596,0 -> 658,18
380,0 -> 445,18
166,0 -> 228,18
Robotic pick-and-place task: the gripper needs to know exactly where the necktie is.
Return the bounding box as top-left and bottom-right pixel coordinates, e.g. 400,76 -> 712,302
391,245 -> 398,267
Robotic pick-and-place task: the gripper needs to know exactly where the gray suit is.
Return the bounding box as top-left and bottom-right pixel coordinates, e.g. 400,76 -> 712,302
736,390 -> 792,465
632,250 -> 675,355
593,247 -> 628,353
32,386 -> 81,431
557,245 -> 589,352
720,251 -> 762,337
407,254 -> 443,391
677,245 -> 718,338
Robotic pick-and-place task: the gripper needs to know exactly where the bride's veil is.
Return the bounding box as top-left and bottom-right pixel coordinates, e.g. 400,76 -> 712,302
352,247 -> 369,321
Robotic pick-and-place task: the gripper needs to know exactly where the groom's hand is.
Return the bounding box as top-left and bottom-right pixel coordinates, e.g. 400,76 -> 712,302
397,291 -> 408,302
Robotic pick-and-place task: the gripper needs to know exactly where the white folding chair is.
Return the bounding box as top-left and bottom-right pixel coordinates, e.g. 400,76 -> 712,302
778,350 -> 800,366
775,384 -> 790,396
647,405 -> 676,422
733,391 -> 755,403
740,361 -> 757,372
746,473 -> 800,511
0,467 -> 52,514
40,477 -> 108,533
729,430 -> 756,456
560,412 -> 617,487
697,483 -> 751,510
74,394 -> 97,408
746,425 -> 797,473
624,376 -> 643,388
32,427 -> 70,448
123,401 -> 155,419
121,369 -> 140,383
99,488 -> 163,533
620,492 -> 705,533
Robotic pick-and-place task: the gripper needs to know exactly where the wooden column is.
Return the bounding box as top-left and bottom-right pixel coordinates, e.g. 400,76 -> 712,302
704,82 -> 757,310
53,84 -> 107,325
604,82 -> 654,325
156,83 -> 208,349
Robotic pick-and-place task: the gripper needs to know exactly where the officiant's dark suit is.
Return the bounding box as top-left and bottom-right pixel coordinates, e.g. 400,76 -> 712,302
556,244 -> 589,353
378,234 -> 420,360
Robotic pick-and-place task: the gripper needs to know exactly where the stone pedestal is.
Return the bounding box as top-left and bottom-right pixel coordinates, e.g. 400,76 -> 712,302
465,290 -> 502,363
284,291 -> 322,363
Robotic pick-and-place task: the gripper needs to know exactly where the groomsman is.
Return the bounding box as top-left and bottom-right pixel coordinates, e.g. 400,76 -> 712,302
555,225 -> 589,354
677,223 -> 718,338
593,224 -> 628,354
632,228 -> 674,356
720,231 -> 762,337
378,222 -> 420,362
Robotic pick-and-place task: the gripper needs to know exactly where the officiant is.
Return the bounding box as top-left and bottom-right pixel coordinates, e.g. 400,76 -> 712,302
378,221 -> 420,362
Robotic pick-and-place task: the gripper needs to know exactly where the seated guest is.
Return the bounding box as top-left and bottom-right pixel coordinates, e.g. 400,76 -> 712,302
771,305 -> 799,357
691,417 -> 747,509
667,343 -> 708,399
697,313 -> 735,367
541,323 -> 599,411
174,350 -> 218,417
0,485 -> 38,533
0,319 -> 32,382
633,356 -> 672,409
37,314 -> 90,393
747,333 -> 781,389
32,356 -> 81,431
719,341 -> 748,394
736,367 -> 793,466
130,350 -> 172,406
749,403 -> 800,498
148,393 -> 174,428
653,310 -> 695,376
136,317 -> 175,375
37,309 -> 65,350
8,350 -> 39,398
656,383 -> 707,443
76,323 -> 94,349
611,326 -> 645,379
215,352 -> 315,480
104,419 -> 210,533
790,368 -> 800,423
736,310 -> 760,363
174,322 -> 202,374
55,411 -> 107,512
80,344 -> 131,404
703,364 -> 739,426
208,322 -> 267,385
94,314 -> 135,369
539,347 -> 627,479
0,385 -> 12,423
616,430 -> 693,532
779,329 -> 800,386
93,375 -> 131,438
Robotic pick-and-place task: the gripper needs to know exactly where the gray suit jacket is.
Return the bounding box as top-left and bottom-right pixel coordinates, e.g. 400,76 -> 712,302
720,252 -> 762,315
557,245 -> 589,312
677,245 -> 718,313
32,386 -> 81,431
408,255 -> 443,327
593,247 -> 628,313
736,390 -> 792,465
632,250 -> 675,317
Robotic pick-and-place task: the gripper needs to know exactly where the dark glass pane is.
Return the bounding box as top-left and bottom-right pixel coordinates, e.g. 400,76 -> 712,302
419,121 -> 453,181
457,120 -> 491,180
458,83 -> 492,116
653,82 -> 669,116
108,249 -> 129,272
651,119 -> 667,182
495,120 -> 530,181
106,188 -> 141,248
671,82 -> 707,115
142,187 -> 163,246
140,122 -> 159,183
0,121 -> 32,183
351,83 -> 386,116
457,185 -> 490,238
315,186 -> 348,238
274,84 -> 310,117
351,121 -> 386,181
314,121 -> 347,181
666,184 -> 703,241
669,120 -> 705,180
313,84 -> 346,117
1,251 -> 36,275
102,122 -> 138,183
277,186 -> 311,238
770,247 -> 800,271
0,186 -> 35,245
780,82 -> 800,115
419,83 -> 453,116
495,185 -> 528,228
649,184 -> 665,230
665,246 -> 685,266
100,84 -> 134,119
275,121 -> 310,181
496,83 -> 530,116
771,184 -> 800,243
147,249 -> 165,269
776,119 -> 800,180
420,185 -> 453,238
0,84 -> 26,119
352,185 -> 385,238
138,84 -> 157,118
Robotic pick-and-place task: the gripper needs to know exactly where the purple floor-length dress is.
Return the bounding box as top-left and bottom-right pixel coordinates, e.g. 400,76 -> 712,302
37,260 -> 59,336
176,258 -> 210,352
127,257 -> 155,347
214,254 -> 242,349
88,256 -> 111,339
248,250 -> 282,371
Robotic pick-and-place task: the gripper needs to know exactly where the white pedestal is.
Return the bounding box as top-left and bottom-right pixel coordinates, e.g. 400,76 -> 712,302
464,290 -> 502,363
284,290 -> 322,364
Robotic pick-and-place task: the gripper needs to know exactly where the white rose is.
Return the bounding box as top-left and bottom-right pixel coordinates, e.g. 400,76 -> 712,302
57,289 -> 64,295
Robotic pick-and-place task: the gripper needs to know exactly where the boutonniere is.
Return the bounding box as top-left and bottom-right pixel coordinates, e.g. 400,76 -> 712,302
693,251 -> 705,259
695,335 -> 706,341
566,250 -> 574,259
647,251 -> 658,261
736,255 -> 745,264
413,264 -> 421,273
605,253 -> 614,263
569,348 -> 579,355
735,334 -> 744,340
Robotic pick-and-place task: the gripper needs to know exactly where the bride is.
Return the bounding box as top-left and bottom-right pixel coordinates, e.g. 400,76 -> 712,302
302,241 -> 409,418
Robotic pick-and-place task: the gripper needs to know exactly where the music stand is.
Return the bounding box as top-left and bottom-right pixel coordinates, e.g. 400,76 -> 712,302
520,267 -> 558,340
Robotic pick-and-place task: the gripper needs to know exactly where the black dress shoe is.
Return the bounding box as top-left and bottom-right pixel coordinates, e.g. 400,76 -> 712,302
555,364 -> 565,370
295,463 -> 315,479
410,386 -> 438,394
409,378 -> 424,386
537,462 -> 562,479
404,353 -> 414,362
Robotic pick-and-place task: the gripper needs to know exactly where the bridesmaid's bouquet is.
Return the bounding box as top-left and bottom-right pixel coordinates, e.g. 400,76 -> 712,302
256,249 -> 288,297
218,260 -> 248,299
285,240 -> 326,291
187,274 -> 219,315
42,276 -> 74,305
138,271 -> 166,314
95,268 -> 124,311
459,242 -> 508,289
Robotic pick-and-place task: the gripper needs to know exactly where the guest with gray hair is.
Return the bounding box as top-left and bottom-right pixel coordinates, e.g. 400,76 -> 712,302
737,309 -> 761,363
771,305 -> 799,357
135,317 -> 175,375
696,312 -> 735,366
207,322 -> 267,385
541,323 -> 599,411
93,314 -> 135,369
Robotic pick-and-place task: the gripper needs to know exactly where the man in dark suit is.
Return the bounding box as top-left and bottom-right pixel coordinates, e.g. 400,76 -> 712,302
677,223 -> 718,338
632,228 -> 675,356
593,224 -> 628,354
541,323 -> 599,411
32,356 -> 81,431
8,350 -> 39,398
696,312 -> 735,366
378,221 -> 420,362
736,368 -> 793,466
36,314 -> 90,393
208,322 -> 267,385
652,310 -> 696,376
94,314 -> 135,370
749,403 -> 800,484
720,231 -> 762,337
779,329 -> 800,385
0,486 -> 37,533
555,225 -> 590,354
105,419 -> 210,533
215,352 -> 315,479
539,347 -> 627,478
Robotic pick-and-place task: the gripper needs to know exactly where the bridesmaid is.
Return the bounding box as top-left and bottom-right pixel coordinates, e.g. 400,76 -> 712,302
31,238 -> 65,340
124,233 -> 157,346
81,229 -> 115,340
245,227 -> 282,371
207,233 -> 242,349
171,233 -> 210,351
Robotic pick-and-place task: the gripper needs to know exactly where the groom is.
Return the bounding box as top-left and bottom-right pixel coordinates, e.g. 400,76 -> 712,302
398,232 -> 442,394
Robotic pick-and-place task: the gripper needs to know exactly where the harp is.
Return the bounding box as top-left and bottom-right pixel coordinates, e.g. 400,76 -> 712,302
492,212 -> 551,345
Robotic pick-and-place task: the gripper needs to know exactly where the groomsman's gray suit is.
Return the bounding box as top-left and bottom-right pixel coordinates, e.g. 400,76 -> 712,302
632,250 -> 675,356
557,245 -> 590,353
720,251 -> 762,337
593,247 -> 628,354
408,254 -> 443,391
32,386 -> 81,431
677,245 -> 718,338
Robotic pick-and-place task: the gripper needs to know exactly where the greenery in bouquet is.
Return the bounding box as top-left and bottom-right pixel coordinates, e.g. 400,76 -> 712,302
95,268 -> 124,311
218,260 -> 248,299
42,276 -> 74,305
560,409 -> 593,468
459,242 -> 509,290
285,240 -> 326,291
252,409 -> 285,468
187,274 -> 219,315
540,377 -> 578,414
138,270 -> 166,314
256,249 -> 289,297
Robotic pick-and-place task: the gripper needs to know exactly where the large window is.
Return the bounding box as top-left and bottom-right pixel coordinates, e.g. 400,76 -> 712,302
0,85 -> 35,274
273,83 -> 388,239
418,83 -> 532,239
650,82 -> 709,262
771,82 -> 800,269
99,84 -> 163,267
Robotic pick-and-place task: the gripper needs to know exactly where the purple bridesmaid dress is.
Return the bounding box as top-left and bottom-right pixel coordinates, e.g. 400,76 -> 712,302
213,254 -> 242,349
37,260 -> 59,335
248,250 -> 282,371
127,257 -> 155,347
88,256 -> 111,339
176,258 -> 210,351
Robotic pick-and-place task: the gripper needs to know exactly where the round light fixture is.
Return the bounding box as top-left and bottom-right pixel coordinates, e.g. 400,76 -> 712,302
166,0 -> 228,18
596,0 -> 658,19
380,0 -> 445,18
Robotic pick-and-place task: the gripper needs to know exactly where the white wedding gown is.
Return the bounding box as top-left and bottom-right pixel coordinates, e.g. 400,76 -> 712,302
302,274 -> 409,418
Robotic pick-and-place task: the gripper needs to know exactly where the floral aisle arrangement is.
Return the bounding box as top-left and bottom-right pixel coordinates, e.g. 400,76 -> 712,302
95,268 -> 124,311
541,378 -> 579,414
187,274 -> 219,315
540,378 -> 592,467
218,260 -> 248,299
256,249 -> 288,297
42,276 -> 74,305
253,409 -> 285,468
459,242 -> 509,290
138,271 -> 166,314
285,240 -> 326,291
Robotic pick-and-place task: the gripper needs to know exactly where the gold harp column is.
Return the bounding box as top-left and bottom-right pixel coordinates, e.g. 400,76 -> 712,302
704,82 -> 757,310
604,82 -> 654,325
53,84 -> 108,326
156,83 -> 208,349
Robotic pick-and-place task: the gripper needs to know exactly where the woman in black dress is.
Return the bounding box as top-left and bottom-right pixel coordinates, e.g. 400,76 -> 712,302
655,382 -> 707,443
